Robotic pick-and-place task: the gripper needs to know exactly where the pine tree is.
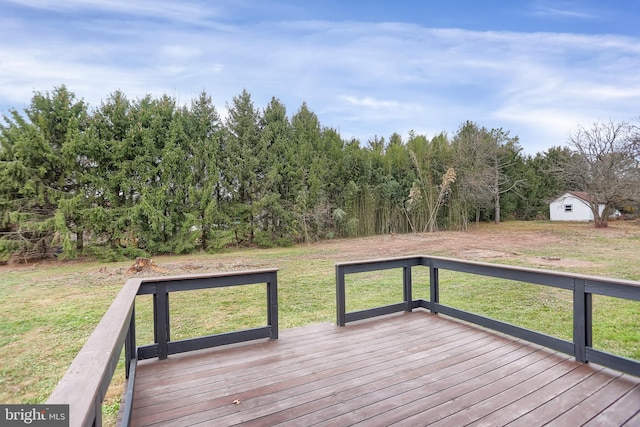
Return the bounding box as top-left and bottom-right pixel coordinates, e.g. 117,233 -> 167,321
223,89 -> 261,245
184,91 -> 223,250
130,95 -> 189,253
0,85 -> 87,261
257,97 -> 294,245
62,90 -> 132,253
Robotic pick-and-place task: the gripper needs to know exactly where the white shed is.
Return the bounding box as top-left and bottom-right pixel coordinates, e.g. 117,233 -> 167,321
549,191 -> 612,221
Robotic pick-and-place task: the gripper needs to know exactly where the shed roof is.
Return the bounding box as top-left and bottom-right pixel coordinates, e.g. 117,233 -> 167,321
551,191 -> 602,206
566,191 -> 593,203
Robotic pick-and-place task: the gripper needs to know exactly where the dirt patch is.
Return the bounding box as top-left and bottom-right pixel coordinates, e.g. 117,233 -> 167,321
126,257 -> 169,274
524,256 -> 596,269
3,221 -> 639,277
459,249 -> 519,259
298,224 -> 609,272
315,228 -> 561,261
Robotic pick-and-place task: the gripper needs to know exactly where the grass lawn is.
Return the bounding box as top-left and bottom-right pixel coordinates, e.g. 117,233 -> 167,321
0,220 -> 638,425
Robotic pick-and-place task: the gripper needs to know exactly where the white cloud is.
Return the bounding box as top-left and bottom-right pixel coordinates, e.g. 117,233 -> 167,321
5,0 -> 222,24
1,5 -> 639,154
533,6 -> 595,20
341,96 -> 400,110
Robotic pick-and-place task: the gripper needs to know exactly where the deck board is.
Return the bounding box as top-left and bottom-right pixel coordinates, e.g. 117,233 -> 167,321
129,311 -> 640,426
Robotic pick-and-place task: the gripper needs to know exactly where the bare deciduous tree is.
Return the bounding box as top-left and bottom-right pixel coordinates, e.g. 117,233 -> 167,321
563,120 -> 640,227
452,122 -> 525,225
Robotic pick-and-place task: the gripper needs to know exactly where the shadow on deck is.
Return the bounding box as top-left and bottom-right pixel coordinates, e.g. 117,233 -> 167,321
130,312 -> 640,426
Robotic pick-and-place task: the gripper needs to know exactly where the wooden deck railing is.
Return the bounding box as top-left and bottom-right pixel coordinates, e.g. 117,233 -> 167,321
47,269 -> 278,427
46,256 -> 639,426
336,255 -> 640,378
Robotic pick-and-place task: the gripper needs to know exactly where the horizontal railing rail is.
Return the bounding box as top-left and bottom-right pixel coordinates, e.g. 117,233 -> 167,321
336,255 -> 640,377
47,268 -> 278,427
47,278 -> 140,427
135,270 -> 279,361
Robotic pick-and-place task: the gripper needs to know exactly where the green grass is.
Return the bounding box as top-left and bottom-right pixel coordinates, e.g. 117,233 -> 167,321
592,295 -> 640,357
340,268 -> 639,359
437,273 -> 575,340
0,220 -> 639,426
344,270 -> 406,312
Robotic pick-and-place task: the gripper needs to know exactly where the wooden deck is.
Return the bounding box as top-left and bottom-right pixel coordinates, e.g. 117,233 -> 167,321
129,311 -> 640,426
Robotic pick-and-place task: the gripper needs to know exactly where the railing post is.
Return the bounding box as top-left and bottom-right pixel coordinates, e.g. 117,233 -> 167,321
267,272 -> 279,339
404,264 -> 413,312
336,265 -> 346,326
430,265 -> 439,314
574,278 -> 592,363
93,394 -> 102,427
125,306 -> 136,378
154,283 -> 169,360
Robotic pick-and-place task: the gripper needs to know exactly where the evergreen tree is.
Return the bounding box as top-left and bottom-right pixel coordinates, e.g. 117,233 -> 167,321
223,89 -> 261,245
0,85 -> 87,261
130,95 -> 188,253
258,97 -> 294,244
290,102 -> 329,242
0,85 -> 557,260
184,91 -> 223,250
63,90 -> 132,251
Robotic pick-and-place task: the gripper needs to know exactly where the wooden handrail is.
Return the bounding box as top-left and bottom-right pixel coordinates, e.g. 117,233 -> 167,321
47,270 -> 279,427
47,278 -> 141,427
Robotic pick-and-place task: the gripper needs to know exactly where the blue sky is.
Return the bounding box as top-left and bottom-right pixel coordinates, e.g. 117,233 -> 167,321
1,1 -> 639,154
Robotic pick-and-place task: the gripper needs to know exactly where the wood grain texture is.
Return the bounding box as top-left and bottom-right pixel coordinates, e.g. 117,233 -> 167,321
129,311 -> 640,426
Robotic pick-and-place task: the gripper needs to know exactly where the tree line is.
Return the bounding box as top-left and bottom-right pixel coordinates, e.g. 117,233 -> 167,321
0,85 -> 613,261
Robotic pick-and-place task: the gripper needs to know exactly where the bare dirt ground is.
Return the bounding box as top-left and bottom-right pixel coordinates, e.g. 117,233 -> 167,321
293,220 -> 640,273
3,221 -> 639,278
147,221 -> 635,276
315,227 -> 585,268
